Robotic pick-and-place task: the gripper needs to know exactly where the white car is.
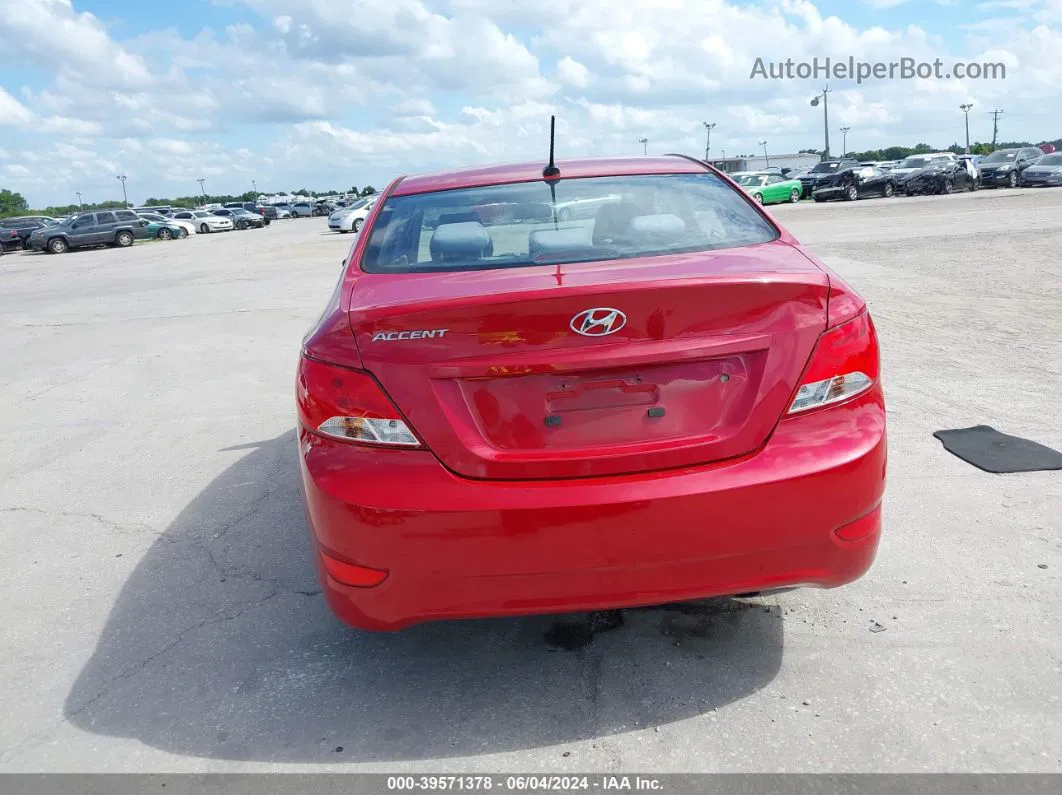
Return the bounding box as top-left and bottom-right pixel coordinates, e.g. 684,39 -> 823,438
327,196 -> 377,233
138,212 -> 196,235
171,210 -> 235,233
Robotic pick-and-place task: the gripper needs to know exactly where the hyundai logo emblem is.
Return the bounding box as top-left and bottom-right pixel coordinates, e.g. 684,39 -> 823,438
570,308 -> 627,337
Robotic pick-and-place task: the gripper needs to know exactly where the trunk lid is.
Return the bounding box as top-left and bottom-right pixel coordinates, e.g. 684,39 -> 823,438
350,241 -> 828,480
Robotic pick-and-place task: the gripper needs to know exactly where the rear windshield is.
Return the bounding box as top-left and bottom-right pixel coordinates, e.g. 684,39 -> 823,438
360,173 -> 778,274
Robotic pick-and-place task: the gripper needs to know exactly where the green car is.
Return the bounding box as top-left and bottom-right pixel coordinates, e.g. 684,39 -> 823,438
734,172 -> 803,205
145,220 -> 187,240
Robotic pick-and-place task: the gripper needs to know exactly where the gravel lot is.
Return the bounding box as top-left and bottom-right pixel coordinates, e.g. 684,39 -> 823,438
1,189 -> 1059,773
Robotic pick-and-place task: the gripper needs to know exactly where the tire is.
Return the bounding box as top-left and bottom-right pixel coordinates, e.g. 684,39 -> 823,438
972,180 -> 981,192
813,195 -> 825,202
1007,171 -> 1018,188
236,220 -> 246,230
176,228 -> 188,238
199,223 -> 210,234
941,180 -> 954,195
115,231 -> 134,247
157,228 -> 173,240
844,185 -> 858,201
883,183 -> 894,198
352,218 -> 363,233
789,188 -> 800,203
47,237 -> 68,254
557,207 -> 572,221
753,193 -> 764,204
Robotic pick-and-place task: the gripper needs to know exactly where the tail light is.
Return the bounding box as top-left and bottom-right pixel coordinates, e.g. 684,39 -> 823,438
297,356 -> 421,447
788,312 -> 879,414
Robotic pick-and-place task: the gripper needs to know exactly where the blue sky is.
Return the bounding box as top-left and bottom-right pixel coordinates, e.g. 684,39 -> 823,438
2,0 -> 1060,208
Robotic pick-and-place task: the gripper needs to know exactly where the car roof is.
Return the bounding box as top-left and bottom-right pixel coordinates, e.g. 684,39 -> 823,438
392,155 -> 708,196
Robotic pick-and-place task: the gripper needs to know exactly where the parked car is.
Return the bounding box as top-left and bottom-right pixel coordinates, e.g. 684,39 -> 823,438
212,208 -> 266,229
257,205 -> 279,222
327,196 -> 378,233
312,201 -> 333,216
297,155 -> 886,631
0,225 -> 22,252
902,158 -> 980,195
735,172 -> 803,205
144,219 -> 188,240
887,153 -> 957,187
797,159 -> 863,197
813,165 -> 898,201
171,210 -> 234,233
289,202 -> 315,218
26,209 -> 151,254
969,147 -> 1043,188
138,212 -> 196,236
1020,152 -> 1062,187
223,202 -> 259,213
0,216 -> 58,249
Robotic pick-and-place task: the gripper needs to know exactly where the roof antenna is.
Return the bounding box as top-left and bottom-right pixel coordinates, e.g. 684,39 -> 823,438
542,115 -> 560,178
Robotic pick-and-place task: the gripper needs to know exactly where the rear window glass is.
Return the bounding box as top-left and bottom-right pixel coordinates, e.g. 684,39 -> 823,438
360,173 -> 778,274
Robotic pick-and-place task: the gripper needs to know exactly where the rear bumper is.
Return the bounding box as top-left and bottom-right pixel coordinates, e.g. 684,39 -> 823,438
300,389 -> 886,631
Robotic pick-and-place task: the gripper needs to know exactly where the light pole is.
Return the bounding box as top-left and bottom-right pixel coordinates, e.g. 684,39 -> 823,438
76,192 -> 82,210
959,104 -> 973,153
251,179 -> 258,200
196,178 -> 206,205
115,174 -> 128,208
840,126 -> 851,157
703,122 -> 716,161
810,85 -> 831,160
638,137 -> 648,155
759,140 -> 769,167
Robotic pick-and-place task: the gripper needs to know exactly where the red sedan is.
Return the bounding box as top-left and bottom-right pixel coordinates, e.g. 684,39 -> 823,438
297,155 -> 885,631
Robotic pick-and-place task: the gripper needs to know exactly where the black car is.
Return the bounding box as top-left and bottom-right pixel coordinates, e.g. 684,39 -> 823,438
0,225 -> 21,252
903,159 -> 980,195
1019,152 -> 1062,187
977,147 -> 1044,188
26,210 -> 151,254
212,208 -> 266,230
797,159 -> 863,197
812,166 -> 897,202
0,216 -> 58,249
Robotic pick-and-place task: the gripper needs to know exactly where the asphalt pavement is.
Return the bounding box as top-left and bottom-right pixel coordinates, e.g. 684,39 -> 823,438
0,189 -> 1059,772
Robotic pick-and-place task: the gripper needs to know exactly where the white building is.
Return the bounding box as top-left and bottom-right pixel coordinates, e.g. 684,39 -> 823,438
709,152 -> 821,174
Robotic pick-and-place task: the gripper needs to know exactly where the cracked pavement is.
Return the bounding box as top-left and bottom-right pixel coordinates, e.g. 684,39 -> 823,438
0,191 -> 1060,772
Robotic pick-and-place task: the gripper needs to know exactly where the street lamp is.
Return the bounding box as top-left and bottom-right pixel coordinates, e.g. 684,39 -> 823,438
115,174 -> 128,208
76,192 -> 82,210
252,179 -> 258,200
810,85 -> 832,160
638,137 -> 648,155
959,104 -> 973,153
196,178 -> 206,204
840,126 -> 851,157
703,122 -> 716,161
759,140 -> 770,167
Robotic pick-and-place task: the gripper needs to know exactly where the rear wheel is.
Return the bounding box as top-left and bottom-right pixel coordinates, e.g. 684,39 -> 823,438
941,179 -> 954,195
813,195 -> 825,202
844,185 -> 858,201
352,218 -> 363,233
115,231 -> 134,247
789,188 -> 800,203
883,183 -> 894,198
47,237 -> 68,254
157,228 -> 173,240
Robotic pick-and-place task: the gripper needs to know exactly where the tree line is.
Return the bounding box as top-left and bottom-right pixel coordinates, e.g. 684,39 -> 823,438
0,185 -> 378,220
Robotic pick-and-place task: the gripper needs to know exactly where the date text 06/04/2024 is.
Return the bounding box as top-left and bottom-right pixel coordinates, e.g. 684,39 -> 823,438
385,776 -> 664,791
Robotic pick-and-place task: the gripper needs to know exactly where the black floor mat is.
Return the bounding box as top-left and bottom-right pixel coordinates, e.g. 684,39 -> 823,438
933,425 -> 1062,473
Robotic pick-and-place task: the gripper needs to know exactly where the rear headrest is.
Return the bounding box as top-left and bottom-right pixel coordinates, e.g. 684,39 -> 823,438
629,213 -> 686,235
429,221 -> 494,262
528,228 -> 594,262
